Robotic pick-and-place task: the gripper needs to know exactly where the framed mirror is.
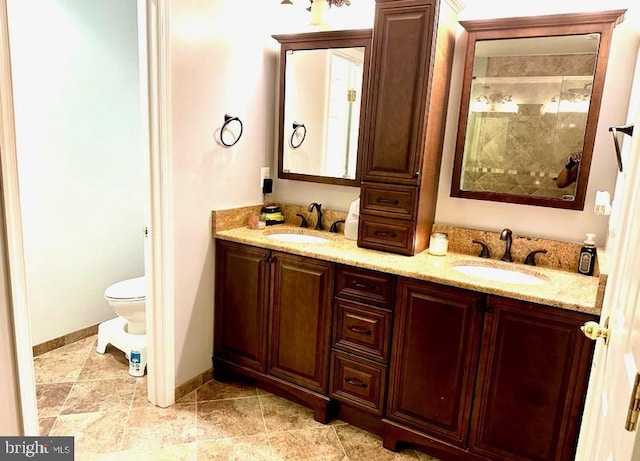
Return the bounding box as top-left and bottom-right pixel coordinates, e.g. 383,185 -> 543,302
451,11 -> 625,209
273,29 -> 372,186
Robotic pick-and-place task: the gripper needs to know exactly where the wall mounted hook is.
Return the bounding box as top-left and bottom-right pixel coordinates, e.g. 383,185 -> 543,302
289,121 -> 307,149
219,114 -> 243,147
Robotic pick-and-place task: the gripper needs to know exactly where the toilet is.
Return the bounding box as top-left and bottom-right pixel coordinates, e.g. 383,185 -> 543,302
96,276 -> 147,376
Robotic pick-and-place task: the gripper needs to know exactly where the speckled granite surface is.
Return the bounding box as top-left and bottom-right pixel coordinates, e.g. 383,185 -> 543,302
213,216 -> 602,315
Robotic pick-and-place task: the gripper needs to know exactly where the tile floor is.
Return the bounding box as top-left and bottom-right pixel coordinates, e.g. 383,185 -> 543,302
35,335 -> 441,460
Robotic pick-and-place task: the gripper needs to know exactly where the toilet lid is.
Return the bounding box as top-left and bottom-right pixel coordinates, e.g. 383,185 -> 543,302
104,276 -> 145,301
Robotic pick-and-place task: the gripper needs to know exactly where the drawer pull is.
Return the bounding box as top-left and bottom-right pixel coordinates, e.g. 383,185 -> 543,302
351,280 -> 375,291
376,197 -> 399,206
374,230 -> 397,238
347,325 -> 372,335
345,377 -> 368,388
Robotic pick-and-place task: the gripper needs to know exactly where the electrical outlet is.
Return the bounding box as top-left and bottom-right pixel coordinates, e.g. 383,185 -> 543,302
260,167 -> 271,188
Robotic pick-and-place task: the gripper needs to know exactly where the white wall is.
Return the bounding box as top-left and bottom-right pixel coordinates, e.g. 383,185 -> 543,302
435,0 -> 640,246
171,0 -> 279,384
8,0 -> 144,345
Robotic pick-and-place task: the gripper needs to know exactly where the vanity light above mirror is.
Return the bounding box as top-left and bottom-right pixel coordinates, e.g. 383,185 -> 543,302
451,10 -> 626,210
273,29 -> 372,186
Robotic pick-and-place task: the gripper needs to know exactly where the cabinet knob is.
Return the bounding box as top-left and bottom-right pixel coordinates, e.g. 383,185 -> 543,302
581,320 -> 609,343
413,171 -> 420,178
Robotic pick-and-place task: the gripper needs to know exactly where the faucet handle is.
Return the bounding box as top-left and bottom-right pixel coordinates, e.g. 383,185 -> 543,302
472,240 -> 491,258
329,219 -> 345,233
296,213 -> 309,228
524,249 -> 547,266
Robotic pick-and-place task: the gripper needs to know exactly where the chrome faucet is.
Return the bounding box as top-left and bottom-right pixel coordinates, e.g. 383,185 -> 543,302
308,202 -> 323,230
500,228 -> 513,262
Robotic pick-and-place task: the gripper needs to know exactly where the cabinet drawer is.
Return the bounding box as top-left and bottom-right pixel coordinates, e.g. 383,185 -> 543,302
358,216 -> 415,255
333,300 -> 392,363
335,265 -> 395,308
361,183 -> 417,219
330,351 -> 387,415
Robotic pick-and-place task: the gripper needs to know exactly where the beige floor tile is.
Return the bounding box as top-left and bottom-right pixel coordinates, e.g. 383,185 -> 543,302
335,425 -> 420,461
39,417 -> 56,436
50,410 -> 128,454
78,344 -> 131,381
269,427 -> 347,461
121,403 -> 197,450
131,376 -> 154,407
197,435 -> 273,460
196,378 -> 257,401
414,450 -> 442,461
81,443 -> 197,461
61,378 -> 136,415
197,397 -> 265,441
33,337 -> 96,384
36,383 -> 73,417
176,390 -> 197,404
259,394 -> 325,433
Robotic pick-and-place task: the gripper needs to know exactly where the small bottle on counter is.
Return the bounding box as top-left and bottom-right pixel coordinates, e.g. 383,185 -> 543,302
577,233 -> 597,276
428,232 -> 448,256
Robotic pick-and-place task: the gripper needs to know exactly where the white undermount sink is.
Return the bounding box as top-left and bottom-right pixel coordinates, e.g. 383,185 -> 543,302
266,232 -> 330,244
452,263 -> 547,285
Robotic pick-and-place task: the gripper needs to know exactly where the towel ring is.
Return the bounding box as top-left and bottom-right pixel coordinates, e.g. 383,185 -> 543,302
609,123 -> 634,172
220,114 -> 243,147
289,122 -> 307,149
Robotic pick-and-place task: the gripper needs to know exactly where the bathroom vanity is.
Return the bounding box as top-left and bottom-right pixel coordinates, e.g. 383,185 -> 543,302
213,222 -> 600,461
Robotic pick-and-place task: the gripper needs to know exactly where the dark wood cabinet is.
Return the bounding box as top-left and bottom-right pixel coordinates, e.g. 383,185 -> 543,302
384,280 -> 596,461
214,240 -> 596,460
387,278 -> 485,447
358,0 -> 460,255
469,296 -> 596,461
214,240 -> 269,371
213,241 -> 333,422
268,252 -> 334,394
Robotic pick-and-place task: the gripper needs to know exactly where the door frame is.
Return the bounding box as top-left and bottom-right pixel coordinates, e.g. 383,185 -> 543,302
0,0 -> 174,434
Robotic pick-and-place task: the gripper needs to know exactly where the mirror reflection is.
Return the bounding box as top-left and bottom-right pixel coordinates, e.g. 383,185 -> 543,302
459,34 -> 598,201
282,46 -> 365,180
274,29 -> 371,187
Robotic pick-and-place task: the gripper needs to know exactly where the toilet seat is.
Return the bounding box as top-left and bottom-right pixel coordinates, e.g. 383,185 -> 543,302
105,276 -> 145,301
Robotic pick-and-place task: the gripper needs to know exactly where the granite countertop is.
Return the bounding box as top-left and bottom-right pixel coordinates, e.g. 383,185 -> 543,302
214,224 -> 601,315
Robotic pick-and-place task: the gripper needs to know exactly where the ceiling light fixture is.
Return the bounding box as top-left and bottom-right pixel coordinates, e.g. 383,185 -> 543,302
281,0 -> 351,26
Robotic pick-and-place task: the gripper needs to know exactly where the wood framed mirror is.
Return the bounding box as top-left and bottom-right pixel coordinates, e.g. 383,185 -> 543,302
273,29 -> 372,187
451,10 -> 625,209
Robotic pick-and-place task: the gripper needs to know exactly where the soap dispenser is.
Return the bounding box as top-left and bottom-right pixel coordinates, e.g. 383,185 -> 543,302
578,233 -> 597,276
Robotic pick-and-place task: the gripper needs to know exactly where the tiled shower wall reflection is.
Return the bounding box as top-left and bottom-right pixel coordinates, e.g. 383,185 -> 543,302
461,53 -> 595,199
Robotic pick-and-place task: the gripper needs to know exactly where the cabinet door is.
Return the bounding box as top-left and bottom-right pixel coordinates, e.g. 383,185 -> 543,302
268,252 -> 334,394
214,240 -> 269,371
387,278 -> 484,447
362,0 -> 436,184
469,296 -> 596,461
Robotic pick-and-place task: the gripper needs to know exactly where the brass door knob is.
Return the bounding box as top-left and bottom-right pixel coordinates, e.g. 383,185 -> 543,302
581,320 -> 609,342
